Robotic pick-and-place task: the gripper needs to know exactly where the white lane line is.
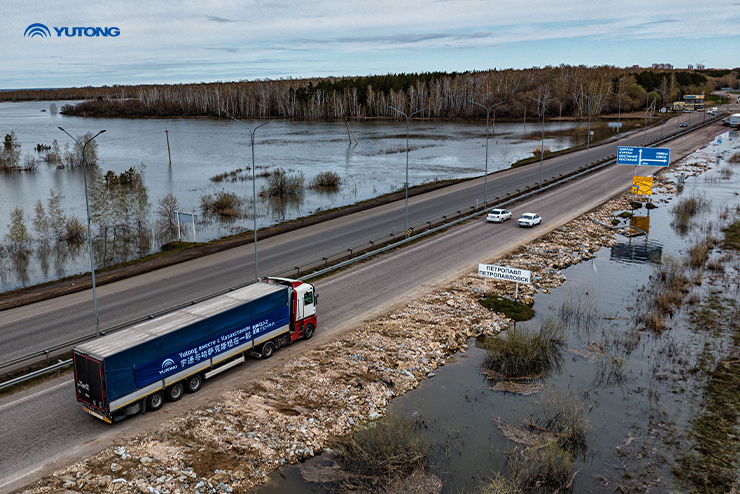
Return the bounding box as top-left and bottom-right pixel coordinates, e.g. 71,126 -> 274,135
0,464 -> 44,491
0,379 -> 73,412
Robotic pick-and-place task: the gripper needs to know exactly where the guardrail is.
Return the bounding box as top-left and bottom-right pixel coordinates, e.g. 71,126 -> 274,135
0,116 -> 723,390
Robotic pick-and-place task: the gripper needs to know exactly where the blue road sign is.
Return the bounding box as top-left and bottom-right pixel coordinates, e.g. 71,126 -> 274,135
617,146 -> 671,167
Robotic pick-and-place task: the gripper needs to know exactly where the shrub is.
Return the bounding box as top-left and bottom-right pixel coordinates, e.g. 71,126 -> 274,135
309,171 -> 342,190
260,169 -> 304,198
62,216 -> 86,242
329,411 -> 430,485
200,191 -> 246,218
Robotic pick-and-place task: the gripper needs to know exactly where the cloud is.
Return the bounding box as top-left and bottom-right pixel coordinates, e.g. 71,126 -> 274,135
206,15 -> 236,23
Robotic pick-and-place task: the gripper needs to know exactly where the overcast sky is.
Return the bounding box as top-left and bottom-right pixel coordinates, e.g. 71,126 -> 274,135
3,0 -> 739,89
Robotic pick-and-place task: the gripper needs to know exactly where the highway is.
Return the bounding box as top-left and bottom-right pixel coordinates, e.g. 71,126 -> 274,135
0,116 -> 729,493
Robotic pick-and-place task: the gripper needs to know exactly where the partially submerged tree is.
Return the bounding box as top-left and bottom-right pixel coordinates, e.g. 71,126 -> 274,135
4,207 -> 32,250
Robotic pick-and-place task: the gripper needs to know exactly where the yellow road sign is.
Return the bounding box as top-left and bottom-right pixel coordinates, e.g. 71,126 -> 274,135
407,229 -> 412,237
632,176 -> 653,195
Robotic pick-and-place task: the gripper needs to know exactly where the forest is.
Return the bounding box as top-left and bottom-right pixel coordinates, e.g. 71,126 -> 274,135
2,66 -> 737,121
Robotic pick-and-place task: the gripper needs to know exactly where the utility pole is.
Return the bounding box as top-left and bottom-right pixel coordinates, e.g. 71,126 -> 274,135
166,129 -> 172,165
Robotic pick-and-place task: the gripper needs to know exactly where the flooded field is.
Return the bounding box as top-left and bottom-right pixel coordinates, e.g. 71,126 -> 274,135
254,134 -> 740,492
0,100 -> 641,290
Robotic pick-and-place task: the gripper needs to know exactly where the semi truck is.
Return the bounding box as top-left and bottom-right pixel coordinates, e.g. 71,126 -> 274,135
73,278 -> 317,423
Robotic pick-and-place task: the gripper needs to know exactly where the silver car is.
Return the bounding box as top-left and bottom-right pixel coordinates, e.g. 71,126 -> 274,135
487,209 -> 512,223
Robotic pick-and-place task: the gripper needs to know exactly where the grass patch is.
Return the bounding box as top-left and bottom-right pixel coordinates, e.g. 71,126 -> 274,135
210,168 -> 250,183
721,220 -> 740,250
645,202 -> 658,210
530,390 -> 590,457
483,318 -> 565,379
479,295 -> 535,322
506,441 -> 575,493
618,211 -> 633,219
160,241 -> 198,252
630,201 -> 643,210
688,235 -> 716,269
675,295 -> 740,492
329,411 -> 430,487
558,289 -> 600,332
671,192 -> 711,234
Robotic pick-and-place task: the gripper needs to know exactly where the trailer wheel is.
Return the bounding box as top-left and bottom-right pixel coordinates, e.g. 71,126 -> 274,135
304,323 -> 315,340
186,374 -> 202,393
261,341 -> 276,359
147,391 -> 165,411
167,383 -> 184,402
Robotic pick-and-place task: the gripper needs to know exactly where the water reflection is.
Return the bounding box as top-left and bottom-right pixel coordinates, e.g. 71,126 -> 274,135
610,238 -> 663,264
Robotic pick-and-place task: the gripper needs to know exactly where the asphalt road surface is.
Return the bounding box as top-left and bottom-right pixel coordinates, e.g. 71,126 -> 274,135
0,117 -> 729,493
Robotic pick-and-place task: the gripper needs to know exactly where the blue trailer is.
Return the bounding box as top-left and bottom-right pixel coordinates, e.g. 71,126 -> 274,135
73,279 -> 317,423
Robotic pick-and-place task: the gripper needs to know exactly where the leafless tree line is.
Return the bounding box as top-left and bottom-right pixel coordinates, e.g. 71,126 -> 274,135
3,66 -> 732,121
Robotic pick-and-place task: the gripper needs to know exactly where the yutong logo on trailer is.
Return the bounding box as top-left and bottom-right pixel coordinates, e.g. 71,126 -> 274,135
25,23 -> 120,38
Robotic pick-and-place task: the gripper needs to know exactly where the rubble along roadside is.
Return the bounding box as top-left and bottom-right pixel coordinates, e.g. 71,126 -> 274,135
17,156 -> 711,494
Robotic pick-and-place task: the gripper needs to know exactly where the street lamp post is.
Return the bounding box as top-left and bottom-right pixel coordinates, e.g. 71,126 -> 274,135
579,93 -> 593,169
470,99 -> 505,204
388,106 -> 427,237
676,88 -> 682,130
226,114 -> 271,281
58,127 -> 105,337
528,95 -> 554,187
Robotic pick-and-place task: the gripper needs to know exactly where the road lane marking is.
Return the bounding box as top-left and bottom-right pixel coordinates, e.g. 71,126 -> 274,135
0,378 -> 73,412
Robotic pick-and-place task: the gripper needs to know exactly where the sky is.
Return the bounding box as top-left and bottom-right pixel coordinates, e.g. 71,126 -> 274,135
2,0 -> 740,89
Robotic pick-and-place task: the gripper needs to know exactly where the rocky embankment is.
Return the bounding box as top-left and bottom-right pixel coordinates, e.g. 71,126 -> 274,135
19,153 -> 714,494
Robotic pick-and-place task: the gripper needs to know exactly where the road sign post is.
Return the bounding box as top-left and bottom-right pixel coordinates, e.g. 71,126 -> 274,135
478,263 -> 532,299
173,211 -> 198,242
617,146 -> 670,177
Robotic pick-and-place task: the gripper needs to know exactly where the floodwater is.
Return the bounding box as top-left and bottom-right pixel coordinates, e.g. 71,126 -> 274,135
1,100 -> 632,290
254,132 -> 740,492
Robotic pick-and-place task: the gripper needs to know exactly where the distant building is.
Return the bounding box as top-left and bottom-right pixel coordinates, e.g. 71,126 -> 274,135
651,63 -> 673,70
697,63 -> 705,70
687,64 -> 694,70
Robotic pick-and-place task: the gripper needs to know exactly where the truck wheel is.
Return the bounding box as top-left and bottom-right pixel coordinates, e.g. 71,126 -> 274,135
261,341 -> 275,359
147,391 -> 165,411
186,374 -> 202,393
167,383 -> 184,402
303,324 -> 315,340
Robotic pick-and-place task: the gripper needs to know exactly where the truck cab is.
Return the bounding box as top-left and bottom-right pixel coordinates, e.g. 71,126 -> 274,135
266,277 -> 317,341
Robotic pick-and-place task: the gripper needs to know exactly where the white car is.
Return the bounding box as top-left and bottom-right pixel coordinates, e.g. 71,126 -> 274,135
518,213 -> 541,227
487,209 -> 512,223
